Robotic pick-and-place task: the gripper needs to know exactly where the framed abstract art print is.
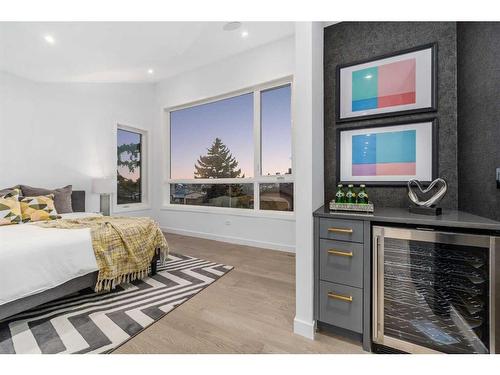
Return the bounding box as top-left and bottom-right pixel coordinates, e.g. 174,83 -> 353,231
337,119 -> 437,186
336,43 -> 437,122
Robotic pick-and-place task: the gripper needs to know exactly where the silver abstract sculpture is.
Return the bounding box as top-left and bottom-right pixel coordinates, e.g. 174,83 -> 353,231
407,178 -> 447,207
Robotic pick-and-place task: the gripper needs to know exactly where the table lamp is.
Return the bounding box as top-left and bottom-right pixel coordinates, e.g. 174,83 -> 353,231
92,177 -> 114,216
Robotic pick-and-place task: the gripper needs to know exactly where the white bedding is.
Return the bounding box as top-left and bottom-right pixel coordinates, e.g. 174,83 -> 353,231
0,213 -> 101,306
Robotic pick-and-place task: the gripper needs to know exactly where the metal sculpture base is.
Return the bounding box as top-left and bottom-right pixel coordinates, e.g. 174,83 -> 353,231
409,205 -> 442,216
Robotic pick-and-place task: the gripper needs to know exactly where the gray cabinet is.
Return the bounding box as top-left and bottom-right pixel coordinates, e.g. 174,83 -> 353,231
314,215 -> 371,351
319,239 -> 363,288
318,280 -> 363,333
319,218 -> 364,243
314,205 -> 500,354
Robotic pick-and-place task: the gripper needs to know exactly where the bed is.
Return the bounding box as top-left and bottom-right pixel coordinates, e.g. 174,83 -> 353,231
0,191 -> 161,321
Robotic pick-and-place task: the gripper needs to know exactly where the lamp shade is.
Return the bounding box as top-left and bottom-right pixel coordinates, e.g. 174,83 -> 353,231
92,177 -> 114,194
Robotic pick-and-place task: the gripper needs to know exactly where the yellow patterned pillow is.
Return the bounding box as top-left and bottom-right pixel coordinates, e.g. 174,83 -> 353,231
0,189 -> 22,226
20,194 -> 60,223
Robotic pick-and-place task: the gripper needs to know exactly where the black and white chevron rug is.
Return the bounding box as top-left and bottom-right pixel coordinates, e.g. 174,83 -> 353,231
0,253 -> 233,354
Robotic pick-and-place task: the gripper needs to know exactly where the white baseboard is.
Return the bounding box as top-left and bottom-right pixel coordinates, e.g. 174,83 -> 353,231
293,317 -> 316,340
161,226 -> 295,253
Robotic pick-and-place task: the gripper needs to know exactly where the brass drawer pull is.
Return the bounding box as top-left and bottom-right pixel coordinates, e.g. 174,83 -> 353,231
327,227 -> 353,234
327,249 -> 353,257
328,292 -> 353,303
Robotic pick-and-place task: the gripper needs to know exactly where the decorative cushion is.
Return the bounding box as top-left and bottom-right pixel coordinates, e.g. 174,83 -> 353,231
20,194 -> 60,223
0,189 -> 22,226
20,185 -> 73,214
0,186 -> 20,196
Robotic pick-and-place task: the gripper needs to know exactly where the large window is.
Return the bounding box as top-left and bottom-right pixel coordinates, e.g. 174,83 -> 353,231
166,80 -> 293,212
170,93 -> 253,179
261,85 -> 292,176
116,125 -> 148,210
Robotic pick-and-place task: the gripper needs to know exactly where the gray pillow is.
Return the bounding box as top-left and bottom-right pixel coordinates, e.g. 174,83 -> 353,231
20,185 -> 73,214
0,186 -> 20,196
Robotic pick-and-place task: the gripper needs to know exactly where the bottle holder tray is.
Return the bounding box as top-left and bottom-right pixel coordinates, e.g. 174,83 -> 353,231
329,201 -> 374,213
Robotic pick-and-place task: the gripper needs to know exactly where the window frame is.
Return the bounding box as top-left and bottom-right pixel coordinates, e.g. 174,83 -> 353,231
114,123 -> 150,213
162,76 -> 295,219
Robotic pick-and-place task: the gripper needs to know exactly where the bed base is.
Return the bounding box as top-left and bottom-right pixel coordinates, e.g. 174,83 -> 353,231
0,250 -> 161,322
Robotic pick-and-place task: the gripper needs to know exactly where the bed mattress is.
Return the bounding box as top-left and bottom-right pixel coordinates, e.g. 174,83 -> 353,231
0,213 -> 100,307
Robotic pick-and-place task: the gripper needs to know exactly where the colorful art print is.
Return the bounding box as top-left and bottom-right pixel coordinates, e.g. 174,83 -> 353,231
336,43 -> 437,122
337,120 -> 438,186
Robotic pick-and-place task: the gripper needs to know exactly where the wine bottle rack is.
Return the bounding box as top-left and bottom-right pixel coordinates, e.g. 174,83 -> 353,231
382,237 -> 490,353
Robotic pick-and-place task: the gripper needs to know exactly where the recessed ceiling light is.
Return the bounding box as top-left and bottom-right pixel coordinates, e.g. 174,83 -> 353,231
223,22 -> 242,31
241,30 -> 249,38
44,34 -> 55,45
147,68 -> 154,75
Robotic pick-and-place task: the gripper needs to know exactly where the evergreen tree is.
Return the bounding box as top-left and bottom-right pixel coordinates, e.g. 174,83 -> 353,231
194,138 -> 244,205
194,138 -> 243,179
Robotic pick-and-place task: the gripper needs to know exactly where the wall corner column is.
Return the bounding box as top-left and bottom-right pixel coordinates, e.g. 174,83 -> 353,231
293,21 -> 324,340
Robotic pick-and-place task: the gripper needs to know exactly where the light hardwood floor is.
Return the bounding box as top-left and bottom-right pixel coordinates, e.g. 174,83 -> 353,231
114,233 -> 365,354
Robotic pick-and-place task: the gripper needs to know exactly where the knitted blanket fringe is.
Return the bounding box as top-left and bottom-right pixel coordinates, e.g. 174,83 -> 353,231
95,267 -> 150,293
36,216 -> 169,293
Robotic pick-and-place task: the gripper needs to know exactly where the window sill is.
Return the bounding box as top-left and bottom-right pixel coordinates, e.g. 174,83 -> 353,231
160,204 -> 295,221
113,203 -> 151,214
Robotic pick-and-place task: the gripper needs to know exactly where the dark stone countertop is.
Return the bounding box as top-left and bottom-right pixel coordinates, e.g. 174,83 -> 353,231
314,205 -> 500,232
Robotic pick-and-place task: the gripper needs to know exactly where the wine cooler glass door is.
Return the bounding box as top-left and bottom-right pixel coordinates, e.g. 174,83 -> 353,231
373,226 -> 494,354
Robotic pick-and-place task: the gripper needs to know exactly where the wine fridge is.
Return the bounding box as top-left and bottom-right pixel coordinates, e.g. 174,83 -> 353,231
373,226 -> 499,354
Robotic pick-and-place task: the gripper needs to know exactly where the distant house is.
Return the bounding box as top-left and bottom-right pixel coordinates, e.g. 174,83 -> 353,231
260,183 -> 293,211
170,185 -> 206,205
185,192 -> 205,205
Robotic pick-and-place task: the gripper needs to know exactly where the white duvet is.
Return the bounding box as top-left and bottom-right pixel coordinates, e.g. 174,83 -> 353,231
0,213 -> 100,306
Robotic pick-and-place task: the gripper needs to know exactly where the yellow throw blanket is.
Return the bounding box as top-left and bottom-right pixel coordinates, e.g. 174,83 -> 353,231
37,216 -> 169,292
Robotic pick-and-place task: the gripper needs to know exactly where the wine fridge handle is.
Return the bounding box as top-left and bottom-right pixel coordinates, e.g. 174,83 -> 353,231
373,233 -> 380,342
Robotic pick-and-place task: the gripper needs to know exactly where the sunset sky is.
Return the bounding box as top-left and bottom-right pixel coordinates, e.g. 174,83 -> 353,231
261,85 -> 292,175
170,85 -> 291,179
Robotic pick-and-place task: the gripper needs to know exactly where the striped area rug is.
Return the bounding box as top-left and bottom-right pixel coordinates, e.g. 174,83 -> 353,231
0,253 -> 233,354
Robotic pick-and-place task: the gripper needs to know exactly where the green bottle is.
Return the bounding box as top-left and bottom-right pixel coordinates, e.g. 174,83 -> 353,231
335,184 -> 346,203
357,184 -> 368,204
346,184 -> 356,204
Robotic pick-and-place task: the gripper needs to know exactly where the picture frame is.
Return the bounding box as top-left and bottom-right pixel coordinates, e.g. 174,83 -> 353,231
336,43 -> 437,123
336,119 -> 438,186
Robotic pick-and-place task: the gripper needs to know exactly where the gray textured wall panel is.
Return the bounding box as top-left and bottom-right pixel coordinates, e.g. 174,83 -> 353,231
457,22 -> 500,221
324,22 -> 458,209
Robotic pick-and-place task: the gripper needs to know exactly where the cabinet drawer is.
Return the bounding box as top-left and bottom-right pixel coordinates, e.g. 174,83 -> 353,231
319,239 -> 363,288
319,281 -> 362,333
319,218 -> 364,243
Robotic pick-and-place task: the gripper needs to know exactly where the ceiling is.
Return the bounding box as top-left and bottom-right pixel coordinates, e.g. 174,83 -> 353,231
0,22 -> 294,83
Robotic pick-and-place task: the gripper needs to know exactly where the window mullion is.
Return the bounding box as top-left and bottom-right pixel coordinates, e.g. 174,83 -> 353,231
253,90 -> 261,211
164,112 -> 171,206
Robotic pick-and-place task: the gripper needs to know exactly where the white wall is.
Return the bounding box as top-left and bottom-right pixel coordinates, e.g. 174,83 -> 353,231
293,22 -> 324,339
0,35 -> 298,252
1,29 -> 324,341
0,71 -> 156,214
153,36 -> 296,252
